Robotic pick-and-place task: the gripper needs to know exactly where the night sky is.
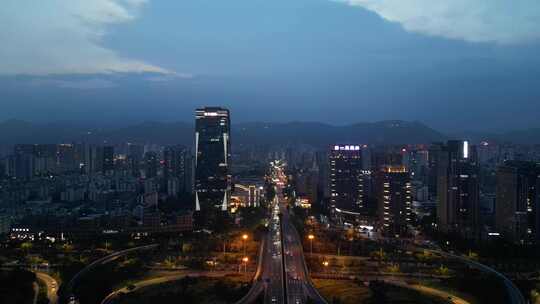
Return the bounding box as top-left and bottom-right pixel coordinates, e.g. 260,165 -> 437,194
2,0 -> 540,131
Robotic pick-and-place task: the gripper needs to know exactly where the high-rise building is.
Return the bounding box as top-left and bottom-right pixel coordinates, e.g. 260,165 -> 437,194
144,151 -> 158,179
164,145 -> 186,178
163,145 -> 189,195
102,146 -> 115,172
495,161 -> 540,244
0,158 -> 6,179
436,140 -> 480,239
329,145 -> 367,212
428,143 -> 443,200
56,144 -> 77,173
127,143 -> 144,176
9,144 -> 35,179
7,144 -> 56,179
375,166 -> 412,236
371,149 -> 403,171
294,168 -> 319,206
127,143 -> 144,161
82,144 -> 99,175
408,148 -> 429,184
194,107 -> 231,211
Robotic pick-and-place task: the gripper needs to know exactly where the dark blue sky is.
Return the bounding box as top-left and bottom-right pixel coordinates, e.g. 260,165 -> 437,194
2,0 -> 540,131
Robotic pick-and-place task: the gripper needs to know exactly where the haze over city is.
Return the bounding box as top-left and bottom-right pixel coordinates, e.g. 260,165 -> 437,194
2,2 -> 540,304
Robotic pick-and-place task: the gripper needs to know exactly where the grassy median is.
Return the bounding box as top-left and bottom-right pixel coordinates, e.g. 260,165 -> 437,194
111,275 -> 251,304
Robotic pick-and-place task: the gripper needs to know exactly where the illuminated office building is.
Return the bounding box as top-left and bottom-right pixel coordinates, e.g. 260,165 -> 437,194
496,161 -> 540,244
376,166 -> 412,236
436,140 -> 480,239
329,145 -> 368,212
194,107 -> 231,211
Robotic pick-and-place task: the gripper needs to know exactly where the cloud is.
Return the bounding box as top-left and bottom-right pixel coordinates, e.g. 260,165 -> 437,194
337,0 -> 540,44
29,78 -> 117,89
146,73 -> 194,83
0,0 -> 170,75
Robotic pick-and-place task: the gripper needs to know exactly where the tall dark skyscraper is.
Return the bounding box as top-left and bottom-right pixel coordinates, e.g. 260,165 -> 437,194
436,140 -> 480,239
496,161 -> 540,244
375,166 -> 412,237
9,144 -> 37,179
428,143 -> 443,200
328,145 -> 367,212
371,149 -> 403,171
163,145 -> 191,194
164,145 -> 186,179
102,146 -> 115,172
144,151 -> 158,179
194,107 -> 231,211
127,143 -> 144,176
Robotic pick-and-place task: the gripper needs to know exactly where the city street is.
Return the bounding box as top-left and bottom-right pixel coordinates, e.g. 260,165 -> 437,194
36,272 -> 58,304
239,163 -> 327,304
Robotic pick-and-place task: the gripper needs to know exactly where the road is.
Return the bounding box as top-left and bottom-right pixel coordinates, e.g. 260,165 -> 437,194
273,163 -> 327,304
264,204 -> 286,304
383,280 -> 469,304
238,162 -> 327,304
32,282 -> 39,304
280,202 -> 327,304
416,248 -> 527,304
237,200 -> 285,304
36,272 -> 59,304
101,270 -> 238,304
63,244 -> 158,304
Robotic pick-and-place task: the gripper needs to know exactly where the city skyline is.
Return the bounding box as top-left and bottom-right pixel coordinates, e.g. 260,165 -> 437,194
1,106 -> 539,304
3,2 -> 540,303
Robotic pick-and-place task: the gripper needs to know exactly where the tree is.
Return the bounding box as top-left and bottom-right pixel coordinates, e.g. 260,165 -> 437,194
20,242 -> 33,254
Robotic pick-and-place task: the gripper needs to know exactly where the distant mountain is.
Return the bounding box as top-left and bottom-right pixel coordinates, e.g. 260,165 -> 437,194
233,120 -> 446,146
1,119 -> 540,153
0,119 -> 446,147
499,128 -> 540,144
450,128 -> 540,144
0,119 -> 90,145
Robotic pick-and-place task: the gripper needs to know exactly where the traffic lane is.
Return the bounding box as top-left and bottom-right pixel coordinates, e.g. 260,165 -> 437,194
281,219 -> 309,303
280,211 -> 327,304
36,272 -> 58,304
264,218 -> 284,303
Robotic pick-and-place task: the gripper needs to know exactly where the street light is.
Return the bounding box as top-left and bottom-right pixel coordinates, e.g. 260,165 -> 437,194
242,234 -> 248,256
308,234 -> 315,256
322,260 -> 329,274
242,257 -> 249,275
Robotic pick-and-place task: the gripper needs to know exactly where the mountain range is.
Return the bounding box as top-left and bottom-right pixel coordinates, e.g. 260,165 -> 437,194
0,119 -> 539,149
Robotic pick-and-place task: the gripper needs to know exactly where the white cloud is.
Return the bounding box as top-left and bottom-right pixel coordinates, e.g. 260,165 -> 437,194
0,0 -> 170,75
29,78 -> 117,89
338,0 -> 540,44
146,73 -> 194,83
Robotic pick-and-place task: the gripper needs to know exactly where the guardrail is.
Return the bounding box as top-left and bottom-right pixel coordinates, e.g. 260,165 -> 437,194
286,215 -> 328,304
61,244 -> 158,303
419,248 -> 526,304
235,235 -> 267,304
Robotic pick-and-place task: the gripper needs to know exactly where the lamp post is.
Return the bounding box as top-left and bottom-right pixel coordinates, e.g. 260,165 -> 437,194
322,260 -> 329,274
242,257 -> 249,276
308,234 -> 315,256
242,234 -> 248,256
